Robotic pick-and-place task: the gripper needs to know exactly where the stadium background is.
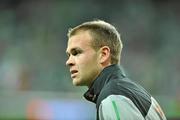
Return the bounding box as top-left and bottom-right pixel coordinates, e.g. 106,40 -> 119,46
0,0 -> 179,119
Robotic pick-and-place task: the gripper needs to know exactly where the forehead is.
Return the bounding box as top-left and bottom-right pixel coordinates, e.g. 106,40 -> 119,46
66,31 -> 93,51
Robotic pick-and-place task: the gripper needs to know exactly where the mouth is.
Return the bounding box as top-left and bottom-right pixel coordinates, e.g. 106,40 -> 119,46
70,70 -> 78,78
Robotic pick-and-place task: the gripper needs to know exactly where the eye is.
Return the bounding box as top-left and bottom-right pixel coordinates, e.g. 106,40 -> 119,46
72,51 -> 77,56
71,49 -> 82,56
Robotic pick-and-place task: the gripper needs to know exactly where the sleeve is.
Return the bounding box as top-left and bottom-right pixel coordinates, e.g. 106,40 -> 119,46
98,95 -> 144,120
145,97 -> 167,120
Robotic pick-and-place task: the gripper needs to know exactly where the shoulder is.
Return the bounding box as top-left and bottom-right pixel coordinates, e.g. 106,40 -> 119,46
99,95 -> 144,120
97,77 -> 146,106
97,77 -> 152,117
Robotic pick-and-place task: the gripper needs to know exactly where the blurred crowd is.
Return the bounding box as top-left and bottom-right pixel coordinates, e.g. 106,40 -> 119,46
0,0 -> 179,119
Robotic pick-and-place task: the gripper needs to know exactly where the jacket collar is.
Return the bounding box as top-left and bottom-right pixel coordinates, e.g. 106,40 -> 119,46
83,64 -> 126,103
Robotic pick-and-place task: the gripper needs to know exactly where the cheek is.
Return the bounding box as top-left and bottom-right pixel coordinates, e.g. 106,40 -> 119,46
80,55 -> 99,72
79,55 -> 97,67
77,53 -> 97,65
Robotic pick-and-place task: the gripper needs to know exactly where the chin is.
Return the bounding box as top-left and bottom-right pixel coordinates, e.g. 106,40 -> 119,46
73,80 -> 81,86
73,81 -> 85,86
73,83 -> 79,86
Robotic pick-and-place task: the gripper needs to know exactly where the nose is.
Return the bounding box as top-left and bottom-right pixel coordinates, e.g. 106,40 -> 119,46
66,55 -> 74,67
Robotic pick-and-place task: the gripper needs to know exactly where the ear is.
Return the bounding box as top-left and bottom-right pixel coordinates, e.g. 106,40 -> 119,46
99,46 -> 111,65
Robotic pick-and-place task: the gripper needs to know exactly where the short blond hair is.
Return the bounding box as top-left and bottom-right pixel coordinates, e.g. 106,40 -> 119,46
67,20 -> 123,64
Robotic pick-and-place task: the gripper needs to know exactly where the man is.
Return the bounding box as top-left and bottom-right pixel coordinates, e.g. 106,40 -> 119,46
66,20 -> 167,120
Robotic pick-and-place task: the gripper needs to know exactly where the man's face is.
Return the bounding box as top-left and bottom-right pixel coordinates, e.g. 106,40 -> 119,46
66,31 -> 102,87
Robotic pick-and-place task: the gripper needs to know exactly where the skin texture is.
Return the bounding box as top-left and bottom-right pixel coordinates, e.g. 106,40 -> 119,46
66,30 -> 111,87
